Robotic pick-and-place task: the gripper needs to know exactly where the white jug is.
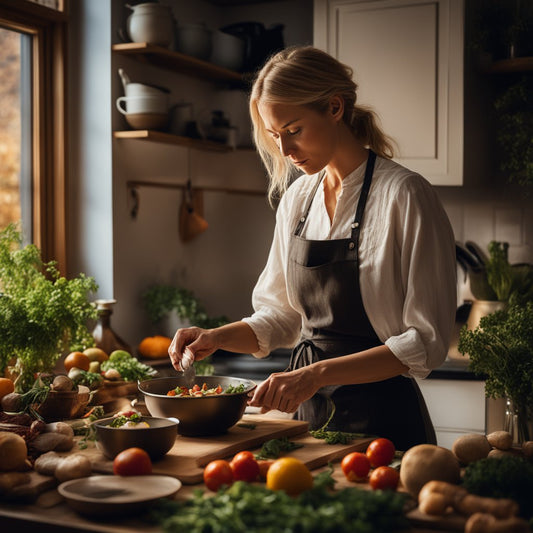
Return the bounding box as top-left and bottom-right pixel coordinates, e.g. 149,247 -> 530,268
126,3 -> 174,48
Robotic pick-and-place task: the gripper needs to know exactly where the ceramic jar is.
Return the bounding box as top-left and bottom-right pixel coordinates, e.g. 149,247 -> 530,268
126,3 -> 174,48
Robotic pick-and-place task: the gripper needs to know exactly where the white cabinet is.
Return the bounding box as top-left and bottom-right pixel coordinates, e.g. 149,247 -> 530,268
314,0 -> 464,185
416,378 -> 486,449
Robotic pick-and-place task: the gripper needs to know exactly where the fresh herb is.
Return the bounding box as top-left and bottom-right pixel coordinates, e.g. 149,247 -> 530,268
149,479 -> 409,533
101,350 -> 156,381
458,302 -> 533,441
71,370 -> 103,390
142,283 -> 228,329
462,455 -> 533,519
16,377 -> 51,420
311,463 -> 337,491
310,398 -> 375,444
223,383 -> 247,394
77,405 -> 105,449
0,224 -> 98,392
255,437 -> 304,460
110,412 -> 142,427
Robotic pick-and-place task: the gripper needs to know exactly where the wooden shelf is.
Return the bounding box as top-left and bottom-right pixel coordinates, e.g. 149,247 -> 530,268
113,130 -> 233,152
112,42 -> 246,84
484,56 -> 533,74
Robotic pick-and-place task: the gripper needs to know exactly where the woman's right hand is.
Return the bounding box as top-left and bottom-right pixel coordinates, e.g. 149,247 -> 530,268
168,326 -> 218,372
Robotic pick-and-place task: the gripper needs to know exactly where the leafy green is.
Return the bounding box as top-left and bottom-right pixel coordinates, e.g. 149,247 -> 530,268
310,397 -> 375,444
71,370 -> 104,389
100,350 -> 156,381
148,480 -> 409,533
110,412 -> 142,427
255,437 -> 304,460
462,456 -> 533,519
0,223 -> 98,392
486,241 -> 514,301
141,283 -> 228,329
458,302 -> 533,440
223,383 -> 246,394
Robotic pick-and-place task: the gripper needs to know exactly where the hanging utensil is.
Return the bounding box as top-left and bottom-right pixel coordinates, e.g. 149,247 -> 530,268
179,180 -> 208,242
465,241 -> 489,268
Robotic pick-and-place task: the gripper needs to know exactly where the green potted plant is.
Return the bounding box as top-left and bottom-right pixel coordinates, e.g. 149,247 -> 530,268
141,283 -> 228,375
458,302 -> 533,443
0,224 -> 98,392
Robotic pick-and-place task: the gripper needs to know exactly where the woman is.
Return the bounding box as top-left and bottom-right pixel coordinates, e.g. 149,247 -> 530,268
169,46 -> 456,450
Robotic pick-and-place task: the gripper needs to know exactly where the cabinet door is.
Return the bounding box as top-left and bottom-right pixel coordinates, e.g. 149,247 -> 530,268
314,0 -> 464,185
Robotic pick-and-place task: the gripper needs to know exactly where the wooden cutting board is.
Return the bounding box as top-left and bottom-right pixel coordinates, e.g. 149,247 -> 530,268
78,414 -> 373,484
79,415 -> 307,484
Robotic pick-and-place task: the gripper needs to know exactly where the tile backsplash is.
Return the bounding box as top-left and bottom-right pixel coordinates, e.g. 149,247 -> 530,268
436,186 -> 533,305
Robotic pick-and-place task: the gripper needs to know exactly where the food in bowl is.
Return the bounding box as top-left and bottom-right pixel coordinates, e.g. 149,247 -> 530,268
167,382 -> 247,397
93,415 -> 178,460
138,376 -> 256,437
109,410 -> 150,428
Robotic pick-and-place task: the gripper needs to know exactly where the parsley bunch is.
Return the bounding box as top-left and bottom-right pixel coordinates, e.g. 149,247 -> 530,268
458,302 -> 533,440
0,224 -> 98,392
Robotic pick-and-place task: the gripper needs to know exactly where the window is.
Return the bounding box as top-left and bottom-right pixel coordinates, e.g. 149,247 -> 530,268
0,0 -> 68,271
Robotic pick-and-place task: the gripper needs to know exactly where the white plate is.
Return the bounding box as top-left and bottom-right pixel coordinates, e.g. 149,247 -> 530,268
58,475 -> 181,517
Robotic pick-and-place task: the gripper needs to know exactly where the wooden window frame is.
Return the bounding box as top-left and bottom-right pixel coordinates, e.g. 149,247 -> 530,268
0,0 -> 68,273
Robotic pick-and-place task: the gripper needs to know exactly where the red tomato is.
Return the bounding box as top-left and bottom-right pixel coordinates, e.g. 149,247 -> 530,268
203,459 -> 234,492
369,466 -> 400,490
366,438 -> 396,467
113,447 -> 152,476
341,452 -> 371,482
230,450 -> 260,482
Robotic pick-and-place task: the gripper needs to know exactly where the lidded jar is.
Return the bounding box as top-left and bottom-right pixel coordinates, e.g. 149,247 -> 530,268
92,299 -> 132,355
126,3 -> 174,48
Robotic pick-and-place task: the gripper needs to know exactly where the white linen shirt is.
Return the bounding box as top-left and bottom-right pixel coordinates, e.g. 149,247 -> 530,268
242,155 -> 457,378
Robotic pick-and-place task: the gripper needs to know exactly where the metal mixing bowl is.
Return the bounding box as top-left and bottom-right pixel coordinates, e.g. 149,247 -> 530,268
138,376 -> 256,437
93,416 -> 178,460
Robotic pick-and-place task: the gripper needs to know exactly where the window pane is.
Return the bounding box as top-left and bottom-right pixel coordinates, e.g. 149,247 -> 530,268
0,27 -> 32,241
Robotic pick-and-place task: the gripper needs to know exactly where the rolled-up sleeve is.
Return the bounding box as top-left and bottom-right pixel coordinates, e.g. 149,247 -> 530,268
375,176 -> 457,378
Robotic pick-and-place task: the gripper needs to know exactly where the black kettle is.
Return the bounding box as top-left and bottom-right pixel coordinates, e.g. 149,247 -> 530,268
220,22 -> 284,72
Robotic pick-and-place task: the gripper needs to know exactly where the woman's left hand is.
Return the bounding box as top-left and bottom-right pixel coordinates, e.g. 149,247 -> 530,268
248,367 -> 317,413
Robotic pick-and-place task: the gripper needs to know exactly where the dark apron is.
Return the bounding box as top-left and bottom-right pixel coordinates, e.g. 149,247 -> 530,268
286,150 -> 436,450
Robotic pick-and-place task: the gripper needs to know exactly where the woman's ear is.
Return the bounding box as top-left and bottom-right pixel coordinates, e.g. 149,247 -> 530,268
329,95 -> 344,121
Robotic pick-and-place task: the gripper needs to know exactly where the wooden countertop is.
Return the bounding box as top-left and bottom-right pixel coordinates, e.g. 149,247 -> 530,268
0,413 -> 466,533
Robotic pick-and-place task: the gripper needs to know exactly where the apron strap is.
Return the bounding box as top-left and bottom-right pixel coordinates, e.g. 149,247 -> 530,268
348,150 -> 376,255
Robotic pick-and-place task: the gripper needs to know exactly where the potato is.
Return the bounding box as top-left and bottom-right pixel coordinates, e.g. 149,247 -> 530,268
452,433 -> 491,464
34,451 -> 64,476
522,441 -> 533,459
400,444 -> 461,498
54,454 -> 91,483
0,432 -> 28,472
487,431 -> 513,451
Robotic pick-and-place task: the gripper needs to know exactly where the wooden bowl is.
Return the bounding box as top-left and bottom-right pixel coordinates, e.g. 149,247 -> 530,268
36,387 -> 91,421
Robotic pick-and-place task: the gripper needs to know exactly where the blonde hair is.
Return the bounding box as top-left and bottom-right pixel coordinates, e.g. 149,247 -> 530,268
249,46 -> 396,205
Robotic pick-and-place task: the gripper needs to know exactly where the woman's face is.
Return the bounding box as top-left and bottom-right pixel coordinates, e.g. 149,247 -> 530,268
258,100 -> 341,175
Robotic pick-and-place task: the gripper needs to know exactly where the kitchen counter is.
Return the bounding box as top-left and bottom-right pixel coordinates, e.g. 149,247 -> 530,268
0,413 -> 467,533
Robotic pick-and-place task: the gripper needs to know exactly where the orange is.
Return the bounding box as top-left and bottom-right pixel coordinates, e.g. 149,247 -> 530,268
64,351 -> 91,372
0,377 -> 15,401
138,335 -> 172,359
266,457 -> 313,496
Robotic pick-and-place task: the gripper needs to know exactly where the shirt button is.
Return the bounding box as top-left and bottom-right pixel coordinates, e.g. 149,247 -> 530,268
351,222 -> 360,229
348,242 -> 355,250
300,217 -> 306,223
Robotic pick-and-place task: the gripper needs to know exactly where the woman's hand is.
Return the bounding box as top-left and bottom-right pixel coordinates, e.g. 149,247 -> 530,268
168,327 -> 218,371
248,366 -> 318,414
